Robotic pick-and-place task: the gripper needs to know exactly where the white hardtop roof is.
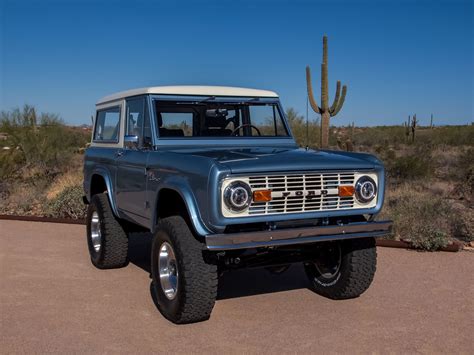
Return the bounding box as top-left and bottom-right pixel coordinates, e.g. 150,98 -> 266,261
97,85 -> 279,105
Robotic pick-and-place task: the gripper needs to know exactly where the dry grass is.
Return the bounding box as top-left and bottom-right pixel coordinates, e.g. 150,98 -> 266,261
46,171 -> 83,200
380,181 -> 473,249
46,185 -> 86,219
0,183 -> 44,216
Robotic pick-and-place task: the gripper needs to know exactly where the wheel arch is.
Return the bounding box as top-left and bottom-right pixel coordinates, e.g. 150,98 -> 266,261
87,170 -> 120,217
152,186 -> 211,237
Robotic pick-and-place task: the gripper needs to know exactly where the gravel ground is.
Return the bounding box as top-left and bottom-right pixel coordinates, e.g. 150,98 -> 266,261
1,220 -> 473,354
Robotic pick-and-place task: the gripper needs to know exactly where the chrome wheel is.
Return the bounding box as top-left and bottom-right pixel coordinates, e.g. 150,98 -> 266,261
158,242 -> 179,300
90,211 -> 102,252
313,243 -> 342,279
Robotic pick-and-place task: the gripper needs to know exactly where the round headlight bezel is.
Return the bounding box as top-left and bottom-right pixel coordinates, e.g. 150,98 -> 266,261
355,176 -> 377,203
224,181 -> 252,212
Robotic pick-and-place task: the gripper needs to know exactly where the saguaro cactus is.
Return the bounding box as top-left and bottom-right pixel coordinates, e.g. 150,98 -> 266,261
306,35 -> 347,148
404,115 -> 411,141
411,114 -> 417,142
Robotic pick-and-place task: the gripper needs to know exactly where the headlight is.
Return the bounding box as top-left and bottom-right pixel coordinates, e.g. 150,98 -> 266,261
224,181 -> 252,212
355,176 -> 377,203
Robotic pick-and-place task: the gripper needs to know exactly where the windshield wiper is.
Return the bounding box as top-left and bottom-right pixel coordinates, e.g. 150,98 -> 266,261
176,96 -> 262,105
197,96 -> 216,103
237,97 -> 262,105
175,96 -> 216,105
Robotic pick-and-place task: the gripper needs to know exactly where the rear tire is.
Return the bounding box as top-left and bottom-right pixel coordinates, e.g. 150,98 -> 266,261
86,194 -> 129,269
304,238 -> 376,299
151,216 -> 218,324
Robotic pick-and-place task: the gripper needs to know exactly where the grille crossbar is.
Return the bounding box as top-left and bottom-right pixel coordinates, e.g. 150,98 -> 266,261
248,172 -> 355,215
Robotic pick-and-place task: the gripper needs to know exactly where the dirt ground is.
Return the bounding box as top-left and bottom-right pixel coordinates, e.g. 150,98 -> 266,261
1,220 -> 473,354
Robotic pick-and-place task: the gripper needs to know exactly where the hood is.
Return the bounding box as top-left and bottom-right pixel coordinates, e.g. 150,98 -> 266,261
167,146 -> 380,174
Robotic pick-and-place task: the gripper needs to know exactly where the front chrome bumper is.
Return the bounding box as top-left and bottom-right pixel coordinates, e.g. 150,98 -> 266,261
205,220 -> 392,250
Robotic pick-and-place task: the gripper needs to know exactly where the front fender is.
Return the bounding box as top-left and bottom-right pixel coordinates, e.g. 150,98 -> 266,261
87,167 -> 120,217
151,177 -> 212,236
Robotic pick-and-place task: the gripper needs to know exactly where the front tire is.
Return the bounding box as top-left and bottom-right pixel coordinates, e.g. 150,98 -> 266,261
151,216 -> 218,324
86,194 -> 129,269
304,238 -> 376,299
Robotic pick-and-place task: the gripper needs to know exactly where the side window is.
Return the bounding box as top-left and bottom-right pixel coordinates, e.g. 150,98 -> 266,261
94,106 -> 121,142
126,97 -> 152,148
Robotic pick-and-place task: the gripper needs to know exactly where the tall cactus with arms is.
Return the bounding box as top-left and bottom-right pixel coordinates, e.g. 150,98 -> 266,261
306,35 -> 347,148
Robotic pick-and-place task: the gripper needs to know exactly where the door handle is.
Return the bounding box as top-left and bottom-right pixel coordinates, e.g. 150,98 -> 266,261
116,150 -> 124,157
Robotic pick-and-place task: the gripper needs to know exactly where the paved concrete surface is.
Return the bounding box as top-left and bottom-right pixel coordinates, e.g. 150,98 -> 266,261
1,220 -> 473,354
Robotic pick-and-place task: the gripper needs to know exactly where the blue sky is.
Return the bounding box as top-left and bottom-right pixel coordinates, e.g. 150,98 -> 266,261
1,0 -> 472,126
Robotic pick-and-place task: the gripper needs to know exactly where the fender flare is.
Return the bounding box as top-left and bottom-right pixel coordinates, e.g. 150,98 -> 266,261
152,180 -> 212,236
88,168 -> 120,217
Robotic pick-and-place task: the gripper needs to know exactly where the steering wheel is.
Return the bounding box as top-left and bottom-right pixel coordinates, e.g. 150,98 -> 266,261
231,124 -> 262,136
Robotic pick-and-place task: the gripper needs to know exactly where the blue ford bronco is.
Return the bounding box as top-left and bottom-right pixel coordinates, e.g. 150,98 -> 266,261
83,86 -> 392,324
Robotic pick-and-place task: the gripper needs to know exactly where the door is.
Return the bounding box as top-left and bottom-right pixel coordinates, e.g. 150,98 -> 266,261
115,96 -> 153,221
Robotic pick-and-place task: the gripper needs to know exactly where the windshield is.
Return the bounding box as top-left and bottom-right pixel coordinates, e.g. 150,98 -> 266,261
154,99 -> 289,138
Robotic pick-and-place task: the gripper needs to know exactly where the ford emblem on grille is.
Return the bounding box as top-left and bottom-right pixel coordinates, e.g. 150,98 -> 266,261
273,190 -> 329,199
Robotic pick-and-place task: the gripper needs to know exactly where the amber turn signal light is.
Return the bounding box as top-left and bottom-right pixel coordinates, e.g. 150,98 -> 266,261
338,185 -> 355,197
253,190 -> 272,202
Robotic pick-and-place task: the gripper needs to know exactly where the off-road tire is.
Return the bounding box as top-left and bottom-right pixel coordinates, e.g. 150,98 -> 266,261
86,194 -> 129,269
305,237 -> 376,299
151,216 -> 218,324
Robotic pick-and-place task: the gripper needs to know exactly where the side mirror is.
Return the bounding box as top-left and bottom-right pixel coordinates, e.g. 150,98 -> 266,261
124,135 -> 139,149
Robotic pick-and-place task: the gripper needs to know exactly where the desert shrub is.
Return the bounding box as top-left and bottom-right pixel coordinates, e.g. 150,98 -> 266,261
1,105 -> 89,219
415,125 -> 474,146
0,149 -> 24,180
385,152 -> 433,181
46,168 -> 83,200
454,148 -> 474,182
443,147 -> 474,202
352,125 -> 407,147
446,147 -> 474,178
457,147 -> 474,170
337,125 -> 473,150
286,108 -> 320,148
280,112 -> 473,150
451,215 -> 474,242
0,105 -> 89,180
46,185 -> 86,219
382,185 -> 453,250
0,182 -> 45,215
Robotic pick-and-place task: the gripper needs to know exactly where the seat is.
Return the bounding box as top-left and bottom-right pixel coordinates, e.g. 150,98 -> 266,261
202,116 -> 231,136
157,112 -> 185,137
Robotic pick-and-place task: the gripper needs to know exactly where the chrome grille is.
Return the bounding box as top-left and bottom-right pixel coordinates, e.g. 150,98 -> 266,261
248,172 -> 355,215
